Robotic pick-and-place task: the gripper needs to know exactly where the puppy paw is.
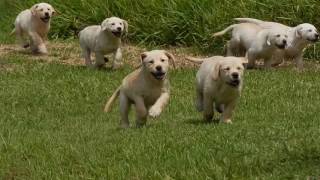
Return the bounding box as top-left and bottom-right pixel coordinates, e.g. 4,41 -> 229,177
120,123 -> 130,129
23,43 -> 30,48
112,62 -> 123,70
149,106 -> 162,118
37,44 -> 48,55
222,119 -> 233,124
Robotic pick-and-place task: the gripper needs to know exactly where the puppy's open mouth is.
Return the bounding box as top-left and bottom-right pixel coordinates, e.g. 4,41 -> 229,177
307,38 -> 319,43
41,17 -> 50,23
112,31 -> 122,37
151,72 -> 166,80
276,44 -> 286,49
227,79 -> 241,87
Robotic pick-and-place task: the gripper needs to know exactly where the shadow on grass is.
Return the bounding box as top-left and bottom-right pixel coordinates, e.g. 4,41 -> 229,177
184,117 -> 220,126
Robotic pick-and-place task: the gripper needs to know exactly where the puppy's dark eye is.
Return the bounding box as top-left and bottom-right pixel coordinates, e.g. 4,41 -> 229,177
276,34 -> 281,37
225,67 -> 230,71
237,67 -> 241,70
308,29 -> 312,32
40,8 -> 43,11
120,23 -> 122,25
149,60 -> 154,64
161,59 -> 165,62
111,23 -> 115,26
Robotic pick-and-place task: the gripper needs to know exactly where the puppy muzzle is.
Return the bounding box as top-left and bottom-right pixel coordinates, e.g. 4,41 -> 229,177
151,71 -> 166,80
276,43 -> 286,49
40,16 -> 51,23
308,34 -> 319,42
112,31 -> 122,37
227,79 -> 241,87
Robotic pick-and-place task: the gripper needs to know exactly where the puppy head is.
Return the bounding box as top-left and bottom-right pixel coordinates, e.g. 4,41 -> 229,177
213,57 -> 246,88
140,50 -> 176,81
31,3 -> 55,23
295,23 -> 319,43
266,29 -> 288,49
101,17 -> 128,37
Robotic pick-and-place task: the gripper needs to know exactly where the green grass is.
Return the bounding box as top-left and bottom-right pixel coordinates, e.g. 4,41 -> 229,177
1,0 -> 320,56
1,0 -> 320,178
0,52 -> 320,179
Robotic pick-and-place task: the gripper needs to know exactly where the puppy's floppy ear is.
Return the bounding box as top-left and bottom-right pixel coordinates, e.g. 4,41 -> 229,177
212,62 -> 221,81
30,4 -> 39,16
266,34 -> 271,46
295,27 -> 303,38
123,20 -> 128,34
101,18 -> 110,31
51,6 -> 58,16
164,51 -> 176,69
241,57 -> 248,65
140,52 -> 148,65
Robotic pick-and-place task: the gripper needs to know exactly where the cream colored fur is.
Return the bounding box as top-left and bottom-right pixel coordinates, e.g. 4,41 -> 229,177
104,50 -> 175,128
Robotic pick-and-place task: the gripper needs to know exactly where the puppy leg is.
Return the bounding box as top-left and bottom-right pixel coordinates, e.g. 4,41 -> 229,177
15,26 -> 29,48
221,101 -> 236,124
294,54 -> 304,71
81,47 -> 93,67
264,57 -> 273,69
227,38 -> 240,56
29,32 -> 47,54
112,48 -> 123,70
203,93 -> 213,122
215,103 -> 224,113
119,92 -> 131,128
195,85 -> 203,112
247,51 -> 257,69
149,92 -> 169,117
95,52 -> 106,68
271,52 -> 285,67
134,97 -> 148,127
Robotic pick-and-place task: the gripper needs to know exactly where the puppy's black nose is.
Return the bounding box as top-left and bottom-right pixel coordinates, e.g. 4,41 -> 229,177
283,39 -> 287,45
117,27 -> 121,31
315,34 -> 319,39
45,12 -> 49,17
156,66 -> 162,71
232,73 -> 239,79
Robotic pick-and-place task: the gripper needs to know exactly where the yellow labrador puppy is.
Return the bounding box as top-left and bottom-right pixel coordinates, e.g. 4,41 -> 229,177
104,50 -> 176,128
235,18 -> 319,70
79,17 -> 128,69
11,3 -> 56,54
186,56 -> 246,124
213,23 -> 288,69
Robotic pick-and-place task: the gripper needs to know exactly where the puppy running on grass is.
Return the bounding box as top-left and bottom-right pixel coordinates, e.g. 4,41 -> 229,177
79,17 -> 128,69
186,56 -> 246,124
234,18 -> 319,70
213,23 -> 288,69
11,3 -> 56,54
104,50 -> 176,128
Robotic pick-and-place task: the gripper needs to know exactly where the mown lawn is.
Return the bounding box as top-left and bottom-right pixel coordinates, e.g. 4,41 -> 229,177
0,48 -> 319,179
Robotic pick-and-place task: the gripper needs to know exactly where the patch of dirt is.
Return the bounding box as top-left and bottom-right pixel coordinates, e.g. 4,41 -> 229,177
0,42 -> 319,70
0,42 -> 207,69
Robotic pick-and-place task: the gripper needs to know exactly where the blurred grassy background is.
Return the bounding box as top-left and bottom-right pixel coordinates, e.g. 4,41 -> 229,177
1,0 -> 319,56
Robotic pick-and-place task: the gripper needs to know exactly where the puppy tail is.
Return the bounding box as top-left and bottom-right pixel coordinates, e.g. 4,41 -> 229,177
10,28 -> 16,36
212,24 -> 238,37
233,18 -> 264,25
104,86 -> 121,112
185,56 -> 205,64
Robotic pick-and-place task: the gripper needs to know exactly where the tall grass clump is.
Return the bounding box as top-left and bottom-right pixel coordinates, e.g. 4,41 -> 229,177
1,0 -> 320,56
